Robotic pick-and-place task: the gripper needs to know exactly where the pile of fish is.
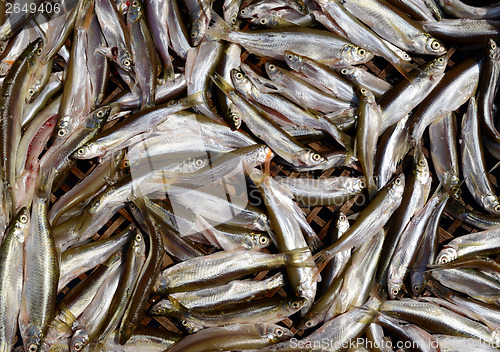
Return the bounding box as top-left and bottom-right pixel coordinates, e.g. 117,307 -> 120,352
0,0 -> 500,350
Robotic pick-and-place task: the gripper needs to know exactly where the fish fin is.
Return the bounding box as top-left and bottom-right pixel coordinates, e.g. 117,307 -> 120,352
206,9 -> 233,40
489,161 -> 500,174
37,168 -> 56,199
94,46 -> 116,61
284,246 -> 316,268
211,72 -> 235,99
264,147 -> 273,176
177,91 -> 208,109
167,295 -> 188,313
311,250 -> 333,281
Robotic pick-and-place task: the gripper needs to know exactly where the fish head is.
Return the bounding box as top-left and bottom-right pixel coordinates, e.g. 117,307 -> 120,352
117,49 -> 134,72
244,231 -> 271,249
423,35 -> 446,56
387,272 -> 403,299
357,86 -> 376,104
482,195 -> 500,215
257,323 -> 294,343
54,115 -> 75,144
297,149 -> 327,167
487,39 -> 500,60
340,44 -> 374,65
436,247 -> 457,265
426,54 -> 448,78
297,313 -> 323,330
71,143 -> 104,160
149,299 -> 176,316
284,51 -> 303,71
410,271 -> 425,297
191,15 -> 209,47
283,297 -> 307,314
388,174 -> 405,198
230,69 -> 254,96
264,62 -> 282,81
86,106 -> 112,129
70,329 -> 89,352
336,212 -> 350,233
23,323 -> 43,352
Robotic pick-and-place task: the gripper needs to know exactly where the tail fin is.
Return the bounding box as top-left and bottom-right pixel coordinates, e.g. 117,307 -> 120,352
311,250 -> 334,281
177,91 -> 208,109
206,9 -> 233,41
283,247 -> 316,268
37,169 -> 56,200
211,73 -> 238,106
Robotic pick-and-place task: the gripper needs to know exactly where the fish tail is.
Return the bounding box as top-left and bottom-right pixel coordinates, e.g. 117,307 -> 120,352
284,247 -> 315,268
178,91 -> 209,109
37,169 -> 56,200
311,250 -> 333,281
206,9 -> 233,41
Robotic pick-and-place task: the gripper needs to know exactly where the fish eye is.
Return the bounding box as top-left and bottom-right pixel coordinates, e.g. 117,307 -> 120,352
239,9 -> 247,16
96,110 -> 105,118
28,344 -> 38,352
394,177 -> 402,185
437,57 -> 445,64
305,320 -> 314,328
260,18 -> 268,25
418,158 -> 426,167
230,17 -> 237,24
414,285 -> 421,292
391,288 -> 399,296
131,1 -> 138,6
275,328 -> 284,337
341,68 -> 348,75
76,147 -> 86,156
235,72 -> 244,80
232,115 -> 240,122
440,257 -> 448,264
298,5 -> 305,12
57,128 -> 67,137
20,214 -> 28,223
122,59 -> 131,68
358,48 -> 366,56
291,301 -> 301,309
36,48 -> 42,55
403,53 -> 410,60
287,53 -> 295,61
258,236 -> 269,245
339,214 -> 346,221
312,153 -> 322,161
268,64 -> 276,71
73,342 -> 83,351
431,40 -> 441,50
135,234 -> 142,241
492,42 -> 497,50
195,159 -> 204,167
360,87 -> 368,95
191,32 -> 197,38
28,88 -> 35,96
123,160 -> 130,168
494,204 -> 500,213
